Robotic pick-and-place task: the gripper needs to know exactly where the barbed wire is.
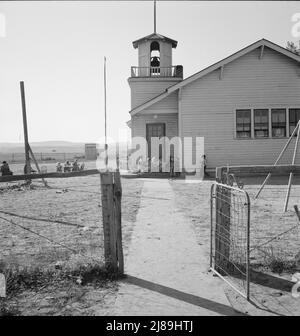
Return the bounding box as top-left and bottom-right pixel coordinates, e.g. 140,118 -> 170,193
0,210 -> 85,228
0,215 -> 78,254
0,215 -> 102,264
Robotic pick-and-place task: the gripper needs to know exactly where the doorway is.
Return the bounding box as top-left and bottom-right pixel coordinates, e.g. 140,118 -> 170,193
146,123 -> 166,172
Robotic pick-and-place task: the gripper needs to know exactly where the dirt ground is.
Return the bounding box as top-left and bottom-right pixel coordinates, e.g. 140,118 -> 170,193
171,176 -> 300,316
1,169 -> 300,315
0,163 -> 143,315
171,176 -> 300,267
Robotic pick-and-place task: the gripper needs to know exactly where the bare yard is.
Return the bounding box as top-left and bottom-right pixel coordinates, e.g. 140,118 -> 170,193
171,176 -> 300,270
0,167 -> 143,315
170,176 -> 300,316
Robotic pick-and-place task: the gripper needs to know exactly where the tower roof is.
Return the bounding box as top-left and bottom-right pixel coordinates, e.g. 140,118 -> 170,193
132,33 -> 178,49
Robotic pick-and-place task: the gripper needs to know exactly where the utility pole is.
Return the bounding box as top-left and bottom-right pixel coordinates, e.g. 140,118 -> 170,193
19,81 -> 48,187
20,81 -> 31,176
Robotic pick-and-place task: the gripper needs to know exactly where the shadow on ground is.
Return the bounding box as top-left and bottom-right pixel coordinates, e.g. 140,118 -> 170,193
124,275 -> 247,316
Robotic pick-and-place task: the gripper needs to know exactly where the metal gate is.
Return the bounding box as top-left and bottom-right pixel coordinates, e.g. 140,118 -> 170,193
210,182 -> 251,300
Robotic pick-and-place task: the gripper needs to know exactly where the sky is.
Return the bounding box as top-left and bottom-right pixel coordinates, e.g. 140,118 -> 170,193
0,0 -> 299,143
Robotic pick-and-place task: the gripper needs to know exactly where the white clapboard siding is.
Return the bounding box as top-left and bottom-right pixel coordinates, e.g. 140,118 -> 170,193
131,113 -> 178,139
180,46 -> 300,169
129,77 -> 181,109
140,92 -> 178,114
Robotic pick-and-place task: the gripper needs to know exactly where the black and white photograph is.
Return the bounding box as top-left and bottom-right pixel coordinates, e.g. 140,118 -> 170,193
0,0 -> 300,321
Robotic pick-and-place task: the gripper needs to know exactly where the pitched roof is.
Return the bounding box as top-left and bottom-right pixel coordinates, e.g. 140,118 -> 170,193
130,38 -> 300,116
132,33 -> 178,49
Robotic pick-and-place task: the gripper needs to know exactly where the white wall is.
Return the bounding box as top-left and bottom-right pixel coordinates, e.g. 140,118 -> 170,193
180,46 -> 300,169
129,77 -> 181,109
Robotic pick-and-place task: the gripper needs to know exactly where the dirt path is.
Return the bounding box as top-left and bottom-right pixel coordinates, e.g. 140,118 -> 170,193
106,179 -> 241,316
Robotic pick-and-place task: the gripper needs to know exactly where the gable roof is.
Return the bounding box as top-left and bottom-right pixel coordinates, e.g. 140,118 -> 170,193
130,38 -> 300,116
132,33 -> 178,49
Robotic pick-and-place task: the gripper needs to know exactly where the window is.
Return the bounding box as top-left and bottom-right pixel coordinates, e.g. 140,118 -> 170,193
254,109 -> 269,138
236,109 -> 251,138
289,108 -> 300,136
272,109 -> 286,137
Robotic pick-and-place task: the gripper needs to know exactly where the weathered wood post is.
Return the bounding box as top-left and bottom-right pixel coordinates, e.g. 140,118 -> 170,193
114,171 -> 124,275
100,172 -> 117,272
100,171 -> 124,275
20,81 -> 31,180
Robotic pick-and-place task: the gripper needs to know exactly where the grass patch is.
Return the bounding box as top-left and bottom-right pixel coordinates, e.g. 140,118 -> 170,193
0,300 -> 20,316
251,249 -> 298,274
268,257 -> 297,274
0,260 -> 119,297
0,261 -> 120,315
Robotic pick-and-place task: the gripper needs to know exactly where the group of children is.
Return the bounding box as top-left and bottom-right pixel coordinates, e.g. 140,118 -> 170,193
0,159 -> 86,177
136,154 -> 208,177
56,160 -> 85,173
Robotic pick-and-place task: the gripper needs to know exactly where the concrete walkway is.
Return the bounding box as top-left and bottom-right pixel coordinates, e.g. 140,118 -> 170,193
110,179 -> 240,316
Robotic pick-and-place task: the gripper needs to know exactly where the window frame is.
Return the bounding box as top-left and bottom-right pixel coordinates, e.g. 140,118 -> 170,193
254,109 -> 269,138
235,107 -> 300,140
271,108 -> 286,138
288,108 -> 300,137
235,109 -> 252,139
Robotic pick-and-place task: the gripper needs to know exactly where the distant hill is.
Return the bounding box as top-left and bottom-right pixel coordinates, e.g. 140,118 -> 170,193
0,141 -> 86,153
0,140 -> 130,154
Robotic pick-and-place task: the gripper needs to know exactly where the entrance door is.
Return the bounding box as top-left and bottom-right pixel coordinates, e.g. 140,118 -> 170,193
146,123 -> 166,172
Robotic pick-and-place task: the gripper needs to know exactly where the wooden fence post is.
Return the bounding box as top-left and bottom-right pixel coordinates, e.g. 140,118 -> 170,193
114,171 -> 124,275
100,171 -> 124,275
100,172 -> 117,272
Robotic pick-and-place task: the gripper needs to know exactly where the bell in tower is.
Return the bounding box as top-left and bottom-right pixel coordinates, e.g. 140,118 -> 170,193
128,0 -> 183,110
131,33 -> 180,77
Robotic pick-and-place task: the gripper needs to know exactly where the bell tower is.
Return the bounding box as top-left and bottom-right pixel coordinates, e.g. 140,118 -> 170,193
128,1 -> 183,110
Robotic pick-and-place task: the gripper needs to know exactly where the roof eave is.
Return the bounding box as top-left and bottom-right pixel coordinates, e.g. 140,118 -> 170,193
130,38 -> 300,115
132,34 -> 178,49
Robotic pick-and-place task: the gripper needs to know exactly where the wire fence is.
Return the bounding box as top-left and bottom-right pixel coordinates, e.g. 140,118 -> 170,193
211,174 -> 300,305
210,182 -> 250,300
0,177 -> 105,270
248,179 -> 300,270
0,172 -> 143,270
0,172 -> 144,316
1,152 -> 86,164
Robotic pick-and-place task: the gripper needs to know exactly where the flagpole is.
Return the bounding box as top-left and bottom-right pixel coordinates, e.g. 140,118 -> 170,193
104,56 -> 108,170
154,0 -> 156,33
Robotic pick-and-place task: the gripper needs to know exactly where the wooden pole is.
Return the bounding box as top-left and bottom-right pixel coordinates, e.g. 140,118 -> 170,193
294,205 -> 300,221
255,120 -> 300,199
100,172 -> 117,271
0,169 -> 100,183
116,142 -> 120,172
114,171 -> 124,275
126,141 -> 129,171
215,167 -> 224,183
104,57 -> 108,171
28,146 -> 48,187
100,171 -> 124,274
20,81 -> 31,177
154,0 -> 157,34
283,122 -> 300,212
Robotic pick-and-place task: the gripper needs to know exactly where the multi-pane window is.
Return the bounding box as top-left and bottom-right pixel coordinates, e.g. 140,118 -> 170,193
289,108 -> 300,136
236,109 -> 251,138
254,109 -> 269,138
236,108 -> 300,139
272,109 -> 286,137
